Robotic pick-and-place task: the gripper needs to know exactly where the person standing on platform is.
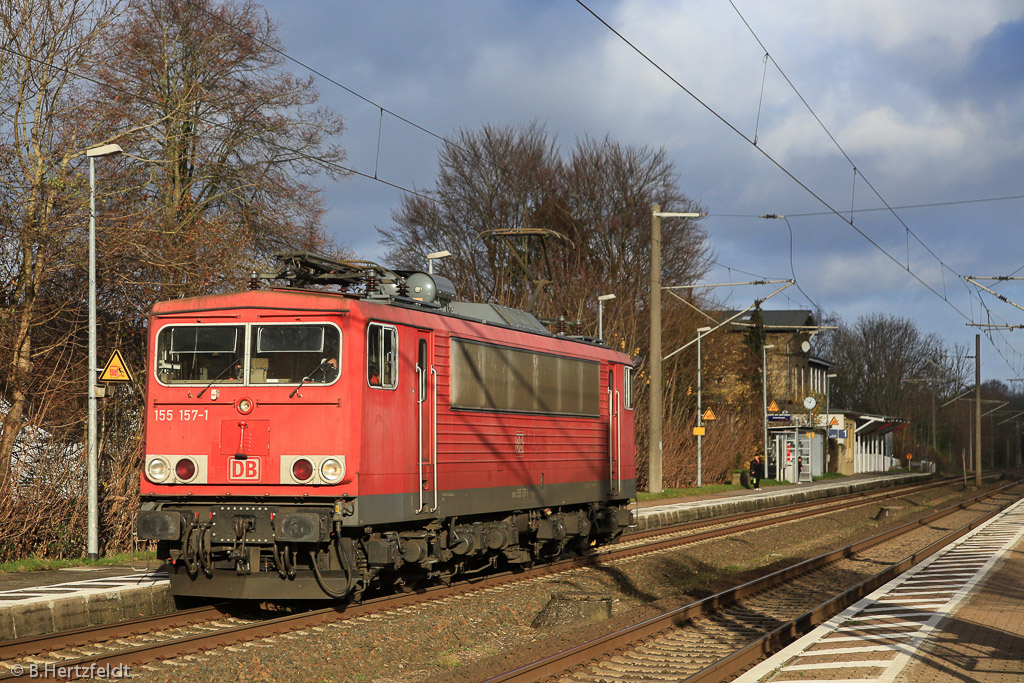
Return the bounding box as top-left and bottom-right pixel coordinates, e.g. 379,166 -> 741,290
749,454 -> 764,490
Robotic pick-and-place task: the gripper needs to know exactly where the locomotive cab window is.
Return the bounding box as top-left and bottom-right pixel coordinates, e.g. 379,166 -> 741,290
156,325 -> 245,384
250,324 -> 340,384
367,323 -> 397,389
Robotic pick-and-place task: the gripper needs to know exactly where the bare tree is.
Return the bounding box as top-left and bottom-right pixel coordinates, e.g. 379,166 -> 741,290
383,122 -> 716,488
81,0 -> 350,554
383,121 -> 562,304
0,0 -> 350,555
383,122 -> 709,315
0,0 -> 124,488
91,0 -> 348,307
825,313 -> 953,416
820,313 -> 973,469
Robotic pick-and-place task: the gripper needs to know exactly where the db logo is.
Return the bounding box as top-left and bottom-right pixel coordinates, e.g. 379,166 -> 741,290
228,457 -> 261,481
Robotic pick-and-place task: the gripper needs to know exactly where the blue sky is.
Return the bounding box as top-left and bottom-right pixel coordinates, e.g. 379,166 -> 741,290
261,0 -> 1024,382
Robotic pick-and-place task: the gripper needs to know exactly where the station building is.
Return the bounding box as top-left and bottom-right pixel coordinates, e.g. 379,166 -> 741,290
707,309 -> 910,481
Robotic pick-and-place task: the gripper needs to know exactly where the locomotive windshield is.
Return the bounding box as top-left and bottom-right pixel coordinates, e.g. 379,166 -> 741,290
156,325 -> 245,384
155,323 -> 341,386
251,324 -> 340,384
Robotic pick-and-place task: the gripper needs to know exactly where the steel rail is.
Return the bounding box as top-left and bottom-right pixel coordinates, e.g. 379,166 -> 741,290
684,488 -> 1019,683
0,475 -> 965,672
482,480 -> 1021,683
0,603 -> 230,661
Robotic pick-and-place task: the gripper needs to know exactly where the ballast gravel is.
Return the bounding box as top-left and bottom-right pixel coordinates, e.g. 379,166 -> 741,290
127,482 -> 995,683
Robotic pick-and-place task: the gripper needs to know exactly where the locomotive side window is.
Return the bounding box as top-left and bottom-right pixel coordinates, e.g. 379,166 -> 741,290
250,324 -> 340,384
450,339 -> 600,416
156,325 -> 245,384
418,339 -> 428,400
367,323 -> 397,389
623,366 -> 634,410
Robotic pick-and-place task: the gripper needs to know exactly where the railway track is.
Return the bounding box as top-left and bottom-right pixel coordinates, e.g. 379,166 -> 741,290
0,476 -> 991,679
483,480 -> 1023,682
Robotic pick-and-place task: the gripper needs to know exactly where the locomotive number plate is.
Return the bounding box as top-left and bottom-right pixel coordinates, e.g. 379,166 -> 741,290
228,457 -> 262,481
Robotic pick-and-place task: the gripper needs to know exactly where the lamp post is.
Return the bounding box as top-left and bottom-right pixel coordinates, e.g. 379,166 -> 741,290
762,344 -> 775,469
649,206 -> 703,493
426,249 -> 451,275
86,143 -> 123,560
825,373 -> 837,471
696,325 -> 712,487
597,293 -> 616,341
825,373 -> 837,425
975,334 -> 981,487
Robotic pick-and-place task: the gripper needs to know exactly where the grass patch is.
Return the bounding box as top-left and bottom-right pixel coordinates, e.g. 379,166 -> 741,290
637,478 -> 787,501
638,475 -> 806,501
0,550 -> 157,574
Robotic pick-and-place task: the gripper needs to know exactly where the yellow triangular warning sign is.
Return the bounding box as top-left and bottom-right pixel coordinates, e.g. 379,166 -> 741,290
829,416 -> 839,426
702,407 -> 717,421
99,350 -> 135,383
767,400 -> 780,412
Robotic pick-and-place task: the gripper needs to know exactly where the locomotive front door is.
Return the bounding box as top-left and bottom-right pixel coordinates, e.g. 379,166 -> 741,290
608,367 -> 621,495
415,331 -> 437,513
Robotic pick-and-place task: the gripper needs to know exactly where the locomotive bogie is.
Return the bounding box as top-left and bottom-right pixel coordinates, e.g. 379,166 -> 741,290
143,499 -> 630,600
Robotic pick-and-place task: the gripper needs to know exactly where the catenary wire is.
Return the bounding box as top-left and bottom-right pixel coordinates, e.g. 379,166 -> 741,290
573,0 -> 1023,374
726,0 -> 952,272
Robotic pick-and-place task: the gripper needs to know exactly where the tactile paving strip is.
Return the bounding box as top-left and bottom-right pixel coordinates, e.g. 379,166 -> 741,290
0,572 -> 168,604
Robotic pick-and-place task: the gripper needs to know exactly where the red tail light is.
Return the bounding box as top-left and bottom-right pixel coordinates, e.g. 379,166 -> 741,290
175,458 -> 197,481
292,458 -> 314,482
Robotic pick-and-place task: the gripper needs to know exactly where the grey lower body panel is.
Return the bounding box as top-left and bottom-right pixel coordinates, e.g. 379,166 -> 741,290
345,478 -> 637,526
168,568 -> 336,600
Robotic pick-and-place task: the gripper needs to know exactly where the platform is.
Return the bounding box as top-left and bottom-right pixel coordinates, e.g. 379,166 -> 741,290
736,494 -> 1024,682
0,567 -> 172,641
633,472 -> 932,531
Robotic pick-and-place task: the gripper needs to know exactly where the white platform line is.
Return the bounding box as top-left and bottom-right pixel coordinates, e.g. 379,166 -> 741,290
835,622 -> 933,632
783,660 -> 893,670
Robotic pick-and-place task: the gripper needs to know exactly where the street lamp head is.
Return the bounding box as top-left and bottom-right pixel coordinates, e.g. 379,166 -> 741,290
426,249 -> 451,274
597,293 -> 616,301
827,373 -> 837,378
697,326 -> 712,333
86,143 -> 123,158
653,211 -> 704,218
763,344 -> 776,350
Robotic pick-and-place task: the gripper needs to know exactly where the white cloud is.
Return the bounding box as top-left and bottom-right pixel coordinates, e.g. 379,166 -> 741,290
262,0 -> 1024,379
735,0 -> 1019,60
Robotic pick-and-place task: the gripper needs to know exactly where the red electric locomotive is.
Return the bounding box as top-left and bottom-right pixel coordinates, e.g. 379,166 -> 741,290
137,253 -> 636,600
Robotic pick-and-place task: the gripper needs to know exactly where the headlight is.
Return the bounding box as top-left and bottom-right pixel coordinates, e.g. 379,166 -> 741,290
237,398 -> 254,414
174,457 -> 197,482
147,456 -> 170,483
320,457 -> 345,484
